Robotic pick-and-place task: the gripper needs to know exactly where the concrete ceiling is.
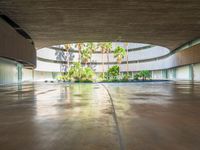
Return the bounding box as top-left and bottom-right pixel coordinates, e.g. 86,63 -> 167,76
0,0 -> 200,50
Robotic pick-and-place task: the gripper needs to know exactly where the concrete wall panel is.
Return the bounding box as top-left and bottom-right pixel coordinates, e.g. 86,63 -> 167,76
0,18 -> 36,67
34,71 -> 53,81
193,64 -> 200,80
176,66 -> 189,80
152,70 -> 162,79
23,69 -> 33,81
0,57 -> 18,84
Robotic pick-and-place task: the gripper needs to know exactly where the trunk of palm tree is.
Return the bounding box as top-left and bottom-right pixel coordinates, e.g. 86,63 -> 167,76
107,51 -> 110,69
117,57 -> 122,79
118,62 -> 121,79
126,43 -> 129,74
77,43 -> 82,63
107,51 -> 109,79
78,49 -> 81,63
90,55 -> 92,67
67,48 -> 70,72
102,52 -> 104,78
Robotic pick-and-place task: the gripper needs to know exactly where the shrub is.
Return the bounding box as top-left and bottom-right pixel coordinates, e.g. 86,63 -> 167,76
67,62 -> 95,82
139,70 -> 151,80
134,73 -> 140,80
122,73 -> 131,80
107,65 -> 119,79
82,67 -> 95,81
134,70 -> 151,80
67,62 -> 84,81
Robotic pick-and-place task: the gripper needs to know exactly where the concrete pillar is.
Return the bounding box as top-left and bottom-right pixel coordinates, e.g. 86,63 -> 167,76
32,69 -> 35,81
151,71 -> 154,79
173,68 -> 176,80
166,69 -> 168,79
162,69 -> 167,79
189,64 -> 194,81
17,64 -> 23,83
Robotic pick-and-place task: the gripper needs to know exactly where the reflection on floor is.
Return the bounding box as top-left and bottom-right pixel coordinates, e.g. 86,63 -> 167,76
0,81 -> 200,150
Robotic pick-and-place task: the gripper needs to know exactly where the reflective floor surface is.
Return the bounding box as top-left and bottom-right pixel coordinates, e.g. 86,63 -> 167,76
0,81 -> 200,150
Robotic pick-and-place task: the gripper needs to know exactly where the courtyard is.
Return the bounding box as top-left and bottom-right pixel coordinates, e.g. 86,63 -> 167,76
0,82 -> 200,150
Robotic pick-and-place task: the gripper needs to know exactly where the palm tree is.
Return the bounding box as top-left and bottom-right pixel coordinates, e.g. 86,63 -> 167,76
98,42 -> 107,78
86,42 -> 97,66
124,42 -> 129,74
75,43 -> 85,62
81,47 -> 92,66
64,44 -> 71,71
104,42 -> 112,71
114,46 -> 126,75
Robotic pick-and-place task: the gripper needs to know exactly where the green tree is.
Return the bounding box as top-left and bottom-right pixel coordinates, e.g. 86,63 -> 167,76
139,70 -> 151,80
67,62 -> 95,82
98,42 -> 112,79
106,65 -> 119,79
98,42 -> 107,78
104,42 -> 112,71
124,42 -> 129,74
68,62 -> 84,81
134,70 -> 151,80
64,44 -> 72,70
75,43 -> 85,62
83,67 -> 95,81
81,48 -> 92,66
114,46 -> 126,73
86,42 -> 97,66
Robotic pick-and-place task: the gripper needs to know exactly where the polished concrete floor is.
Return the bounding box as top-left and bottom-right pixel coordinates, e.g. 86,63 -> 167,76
0,81 -> 200,150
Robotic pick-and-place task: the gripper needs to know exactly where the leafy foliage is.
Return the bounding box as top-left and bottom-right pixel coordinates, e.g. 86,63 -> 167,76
82,67 -> 95,81
113,46 -> 126,64
106,65 -> 119,79
134,70 -> 151,80
122,73 -> 131,81
81,48 -> 92,64
68,62 -> 84,80
58,62 -> 95,82
86,42 -> 97,53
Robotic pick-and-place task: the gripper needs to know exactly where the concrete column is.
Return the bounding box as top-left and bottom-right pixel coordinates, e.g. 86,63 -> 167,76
189,64 -> 194,81
173,68 -> 176,80
32,69 -> 35,81
166,69 -> 168,79
17,64 -> 23,83
151,71 -> 154,79
162,69 -> 167,79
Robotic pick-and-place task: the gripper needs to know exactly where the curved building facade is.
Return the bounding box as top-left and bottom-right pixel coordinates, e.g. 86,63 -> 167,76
35,39 -> 200,81
36,43 -> 170,72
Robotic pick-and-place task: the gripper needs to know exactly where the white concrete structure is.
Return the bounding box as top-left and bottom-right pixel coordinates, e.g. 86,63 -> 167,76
35,40 -> 200,81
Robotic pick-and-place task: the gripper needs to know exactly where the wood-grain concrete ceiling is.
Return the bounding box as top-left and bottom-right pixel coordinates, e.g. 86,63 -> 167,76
0,0 -> 200,50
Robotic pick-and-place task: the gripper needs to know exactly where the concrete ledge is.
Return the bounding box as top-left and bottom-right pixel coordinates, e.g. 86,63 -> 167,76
0,18 -> 36,68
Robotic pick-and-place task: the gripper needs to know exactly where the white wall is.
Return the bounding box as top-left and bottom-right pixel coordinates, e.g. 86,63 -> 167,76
167,69 -> 174,80
176,66 -> 189,80
152,70 -> 163,79
23,69 -> 33,81
35,60 -> 62,72
193,64 -> 200,80
34,71 -> 53,81
0,58 -> 18,85
37,45 -> 169,63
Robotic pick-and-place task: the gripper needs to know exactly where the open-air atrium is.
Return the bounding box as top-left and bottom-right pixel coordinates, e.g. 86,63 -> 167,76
0,1 -> 200,150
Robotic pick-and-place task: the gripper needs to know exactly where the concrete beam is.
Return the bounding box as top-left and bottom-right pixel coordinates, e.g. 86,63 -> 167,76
0,18 -> 36,67
0,0 -> 199,49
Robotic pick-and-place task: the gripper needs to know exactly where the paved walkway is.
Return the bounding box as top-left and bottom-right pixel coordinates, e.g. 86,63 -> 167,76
0,82 -> 200,150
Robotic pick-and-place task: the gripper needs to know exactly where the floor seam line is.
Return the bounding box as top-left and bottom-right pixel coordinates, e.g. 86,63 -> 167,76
101,84 -> 125,150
